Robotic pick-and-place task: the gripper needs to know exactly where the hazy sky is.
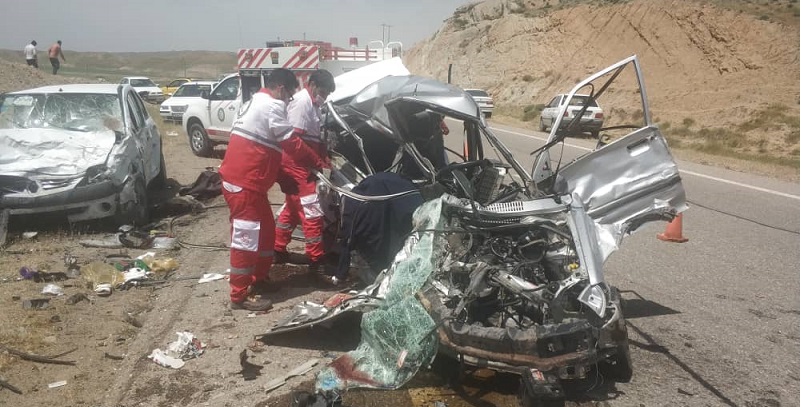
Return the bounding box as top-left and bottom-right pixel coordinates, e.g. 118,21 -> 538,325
2,0 -> 472,52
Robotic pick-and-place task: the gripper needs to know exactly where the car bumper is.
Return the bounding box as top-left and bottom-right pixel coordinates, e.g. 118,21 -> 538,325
145,95 -> 165,103
160,111 -> 184,121
1,180 -> 120,222
559,119 -> 603,132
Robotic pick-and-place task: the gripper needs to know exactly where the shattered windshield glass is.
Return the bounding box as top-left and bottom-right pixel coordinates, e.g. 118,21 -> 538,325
130,79 -> 157,87
0,93 -> 123,132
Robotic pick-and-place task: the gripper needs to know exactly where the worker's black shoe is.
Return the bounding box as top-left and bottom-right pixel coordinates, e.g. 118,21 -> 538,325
250,279 -> 280,294
230,296 -> 273,312
274,250 -> 290,265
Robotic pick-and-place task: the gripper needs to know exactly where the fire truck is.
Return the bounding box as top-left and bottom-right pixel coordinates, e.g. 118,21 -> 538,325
183,39 -> 402,157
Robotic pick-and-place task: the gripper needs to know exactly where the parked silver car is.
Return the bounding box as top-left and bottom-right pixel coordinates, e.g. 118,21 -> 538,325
0,84 -> 165,225
264,56 -> 686,406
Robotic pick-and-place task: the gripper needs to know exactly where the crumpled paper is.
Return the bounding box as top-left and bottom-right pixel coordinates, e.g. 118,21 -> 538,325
148,331 -> 205,369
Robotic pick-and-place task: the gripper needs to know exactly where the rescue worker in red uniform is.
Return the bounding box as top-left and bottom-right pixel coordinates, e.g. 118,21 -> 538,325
274,70 -> 336,271
219,69 -> 327,311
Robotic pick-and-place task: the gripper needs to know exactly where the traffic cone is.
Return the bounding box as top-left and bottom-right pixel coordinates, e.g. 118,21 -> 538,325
657,213 -> 688,243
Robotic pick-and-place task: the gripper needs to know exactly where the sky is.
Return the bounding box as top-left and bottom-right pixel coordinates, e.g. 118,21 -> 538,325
2,0 -> 472,52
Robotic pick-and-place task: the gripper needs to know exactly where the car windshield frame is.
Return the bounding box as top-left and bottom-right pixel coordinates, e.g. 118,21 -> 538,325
0,92 -> 124,132
130,79 -> 157,88
172,84 -> 212,97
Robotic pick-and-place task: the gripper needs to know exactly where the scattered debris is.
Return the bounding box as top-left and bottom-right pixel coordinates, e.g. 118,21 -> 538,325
118,230 -> 154,249
66,293 -> 89,305
22,231 -> 38,240
152,237 -> 177,250
238,349 -> 264,381
264,358 -> 320,394
123,313 -> 143,328
678,388 -> 695,396
104,352 -> 125,361
198,273 -> 227,283
0,376 -> 22,395
41,284 -> 64,296
148,332 -> 205,369
166,130 -> 179,137
290,390 -> 342,407
47,380 -> 67,389
81,262 -> 125,296
22,298 -> 50,310
50,315 -> 61,323
19,267 -> 69,283
79,235 -> 124,249
0,344 -> 76,365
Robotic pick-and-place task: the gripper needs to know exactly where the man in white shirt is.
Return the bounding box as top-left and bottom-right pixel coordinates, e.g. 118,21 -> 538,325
23,40 -> 38,68
274,69 -> 335,274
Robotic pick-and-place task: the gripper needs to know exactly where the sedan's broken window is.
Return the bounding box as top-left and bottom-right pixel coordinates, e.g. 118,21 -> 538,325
0,93 -> 122,132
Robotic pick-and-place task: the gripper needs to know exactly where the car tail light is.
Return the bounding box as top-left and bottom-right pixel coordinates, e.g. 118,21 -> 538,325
595,112 -> 604,119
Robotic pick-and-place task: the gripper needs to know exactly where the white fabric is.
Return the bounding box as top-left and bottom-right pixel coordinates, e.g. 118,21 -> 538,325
231,219 -> 260,252
24,44 -> 36,59
230,92 -> 293,151
287,88 -> 322,142
222,181 -> 243,193
300,193 -> 324,219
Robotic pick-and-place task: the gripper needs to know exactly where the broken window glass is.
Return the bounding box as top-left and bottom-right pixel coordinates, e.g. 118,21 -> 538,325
316,197 -> 445,392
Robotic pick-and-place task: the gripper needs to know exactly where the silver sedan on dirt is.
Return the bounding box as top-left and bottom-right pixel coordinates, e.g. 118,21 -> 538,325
0,84 -> 165,226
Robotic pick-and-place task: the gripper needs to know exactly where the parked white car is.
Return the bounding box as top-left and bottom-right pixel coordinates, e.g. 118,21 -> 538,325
464,88 -> 494,118
540,93 -> 604,137
183,73 -> 241,157
159,81 -> 217,124
0,84 -> 165,225
120,76 -> 164,104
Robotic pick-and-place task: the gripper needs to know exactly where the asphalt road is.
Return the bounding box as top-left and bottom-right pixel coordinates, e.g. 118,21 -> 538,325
454,120 -> 800,406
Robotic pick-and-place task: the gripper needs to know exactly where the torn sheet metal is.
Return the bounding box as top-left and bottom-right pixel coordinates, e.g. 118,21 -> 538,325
0,128 -> 116,178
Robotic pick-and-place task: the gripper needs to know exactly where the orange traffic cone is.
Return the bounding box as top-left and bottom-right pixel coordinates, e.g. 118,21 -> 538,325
657,213 -> 688,243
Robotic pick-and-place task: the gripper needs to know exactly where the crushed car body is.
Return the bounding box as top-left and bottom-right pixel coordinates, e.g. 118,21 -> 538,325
262,55 -> 687,401
0,84 -> 164,225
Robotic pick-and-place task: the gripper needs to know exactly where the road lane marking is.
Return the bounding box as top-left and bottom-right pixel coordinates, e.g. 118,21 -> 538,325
488,126 -> 800,201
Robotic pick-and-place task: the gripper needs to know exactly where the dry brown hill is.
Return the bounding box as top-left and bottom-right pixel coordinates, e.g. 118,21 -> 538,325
405,0 -> 800,171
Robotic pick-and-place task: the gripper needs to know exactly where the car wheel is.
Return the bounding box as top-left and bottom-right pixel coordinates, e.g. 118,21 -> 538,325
590,130 -> 600,139
188,122 -> 213,157
599,287 -> 633,383
115,174 -> 149,227
539,119 -> 547,132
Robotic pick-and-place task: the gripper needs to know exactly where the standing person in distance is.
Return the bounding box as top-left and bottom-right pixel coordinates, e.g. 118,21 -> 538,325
48,40 -> 66,75
23,40 -> 38,68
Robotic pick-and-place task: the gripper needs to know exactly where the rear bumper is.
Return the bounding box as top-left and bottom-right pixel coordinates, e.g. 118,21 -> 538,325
558,119 -> 603,132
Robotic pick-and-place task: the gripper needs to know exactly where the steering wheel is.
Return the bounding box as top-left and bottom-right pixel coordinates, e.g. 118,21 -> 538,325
434,159 -> 491,182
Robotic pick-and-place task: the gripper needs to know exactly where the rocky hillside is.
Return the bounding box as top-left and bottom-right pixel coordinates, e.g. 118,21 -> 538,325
405,0 -> 800,166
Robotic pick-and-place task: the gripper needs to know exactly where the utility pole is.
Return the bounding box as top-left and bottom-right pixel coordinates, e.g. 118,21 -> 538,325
381,23 -> 393,44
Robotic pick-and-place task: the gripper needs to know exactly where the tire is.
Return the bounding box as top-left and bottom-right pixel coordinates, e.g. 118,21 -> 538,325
600,287 -> 633,383
115,174 -> 149,227
590,130 -> 600,139
539,119 -> 547,132
188,122 -> 213,157
519,382 -> 565,407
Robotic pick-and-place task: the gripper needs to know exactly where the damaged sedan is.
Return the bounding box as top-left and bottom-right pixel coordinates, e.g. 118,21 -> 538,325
0,84 -> 165,226
263,55 -> 687,406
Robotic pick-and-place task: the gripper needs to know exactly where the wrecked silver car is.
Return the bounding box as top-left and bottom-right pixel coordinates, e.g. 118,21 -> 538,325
264,56 -> 687,405
0,84 -> 165,226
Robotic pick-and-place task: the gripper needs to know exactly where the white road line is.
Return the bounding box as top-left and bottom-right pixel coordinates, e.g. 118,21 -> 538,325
489,126 -> 801,201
